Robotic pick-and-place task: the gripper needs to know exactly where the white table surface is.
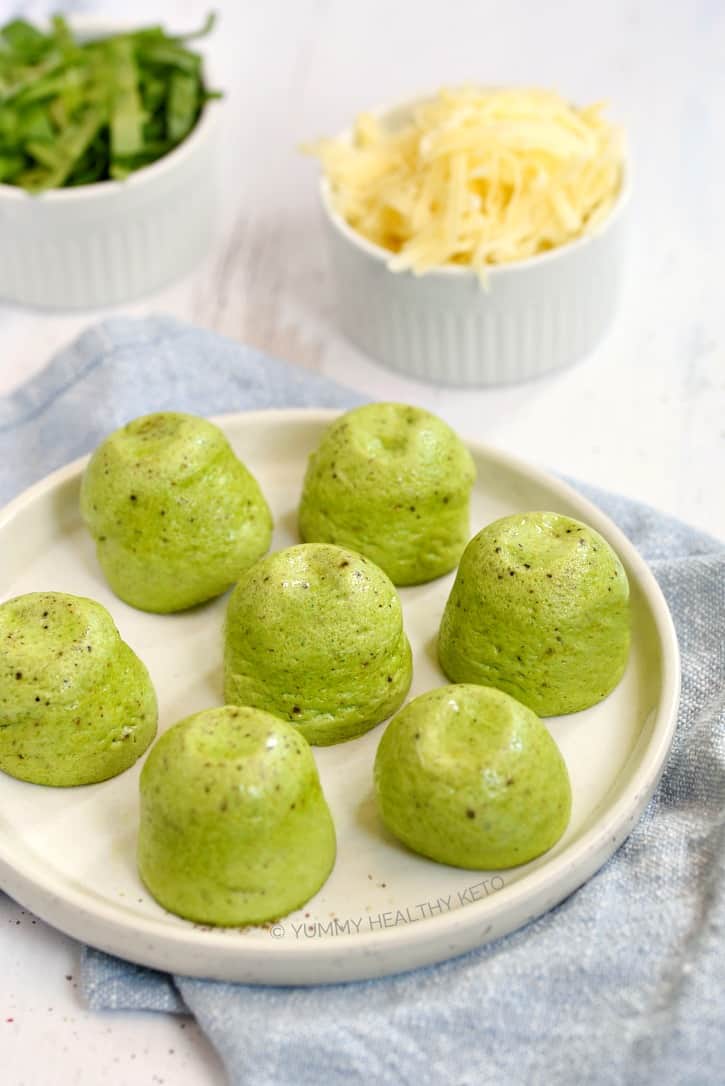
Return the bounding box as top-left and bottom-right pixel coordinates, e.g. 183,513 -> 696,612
2,0 -> 724,1083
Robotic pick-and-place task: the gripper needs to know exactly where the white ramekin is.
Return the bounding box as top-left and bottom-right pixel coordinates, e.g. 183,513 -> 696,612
0,22 -> 220,310
320,110 -> 630,387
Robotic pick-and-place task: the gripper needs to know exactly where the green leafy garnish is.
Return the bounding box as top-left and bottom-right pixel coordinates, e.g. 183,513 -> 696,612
0,13 -> 218,192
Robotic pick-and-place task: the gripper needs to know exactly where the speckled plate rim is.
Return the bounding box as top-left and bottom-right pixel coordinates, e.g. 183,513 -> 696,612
0,409 -> 680,985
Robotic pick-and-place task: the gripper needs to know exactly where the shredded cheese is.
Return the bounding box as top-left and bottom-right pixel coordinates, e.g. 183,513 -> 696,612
308,87 -> 624,276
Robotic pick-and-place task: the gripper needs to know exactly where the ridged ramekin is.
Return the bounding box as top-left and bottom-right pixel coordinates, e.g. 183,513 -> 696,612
0,22 -> 220,310
320,114 -> 630,387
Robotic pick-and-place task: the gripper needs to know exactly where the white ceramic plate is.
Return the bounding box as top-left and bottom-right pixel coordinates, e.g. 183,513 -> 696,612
0,409 -> 679,984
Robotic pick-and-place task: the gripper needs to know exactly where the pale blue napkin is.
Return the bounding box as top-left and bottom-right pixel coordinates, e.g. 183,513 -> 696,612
1,317 -> 723,1086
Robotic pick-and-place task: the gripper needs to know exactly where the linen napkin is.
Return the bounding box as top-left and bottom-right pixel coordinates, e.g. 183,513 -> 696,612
1,316 -> 723,1086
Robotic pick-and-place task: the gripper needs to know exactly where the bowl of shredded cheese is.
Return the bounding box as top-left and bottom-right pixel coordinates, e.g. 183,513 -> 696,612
309,86 -> 629,386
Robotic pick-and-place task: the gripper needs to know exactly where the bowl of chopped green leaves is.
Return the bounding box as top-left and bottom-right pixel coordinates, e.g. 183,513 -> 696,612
0,13 -> 221,308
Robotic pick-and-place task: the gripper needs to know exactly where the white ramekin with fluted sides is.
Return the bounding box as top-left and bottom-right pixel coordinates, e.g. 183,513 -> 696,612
320,116 -> 630,387
0,22 -> 220,310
